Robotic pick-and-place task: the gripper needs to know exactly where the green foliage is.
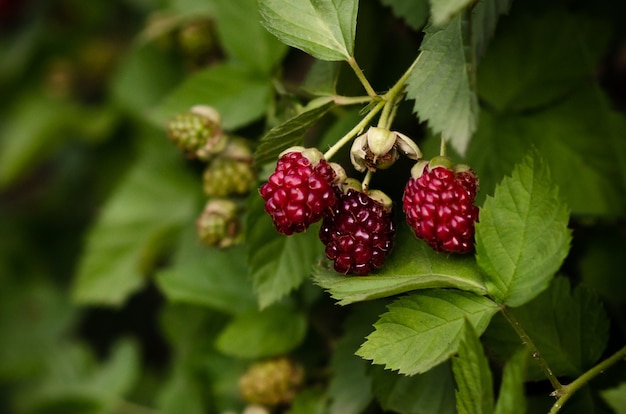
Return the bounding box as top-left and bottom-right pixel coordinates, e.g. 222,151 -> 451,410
452,321 -> 494,414
72,128 -> 201,305
371,363 -> 457,414
494,350 -> 528,414
247,194 -> 323,308
254,98 -> 335,166
258,0 -> 359,61
215,303 -> 307,358
151,63 -> 272,130
476,151 -> 571,307
357,290 -> 499,375
156,226 -> 257,314
406,0 -> 511,155
3,0 -> 626,413
313,224 -> 487,305
483,277 -> 610,380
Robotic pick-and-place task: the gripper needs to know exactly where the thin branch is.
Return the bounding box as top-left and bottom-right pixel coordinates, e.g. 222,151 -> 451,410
549,345 -> 626,414
347,56 -> 377,97
499,304 -> 564,392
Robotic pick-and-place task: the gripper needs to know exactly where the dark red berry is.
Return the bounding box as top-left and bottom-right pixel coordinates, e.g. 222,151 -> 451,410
403,164 -> 479,253
320,189 -> 395,275
260,149 -> 337,235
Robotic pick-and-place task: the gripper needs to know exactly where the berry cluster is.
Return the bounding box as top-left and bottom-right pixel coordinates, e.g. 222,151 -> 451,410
166,106 -> 257,248
259,146 -> 396,275
259,129 -> 480,275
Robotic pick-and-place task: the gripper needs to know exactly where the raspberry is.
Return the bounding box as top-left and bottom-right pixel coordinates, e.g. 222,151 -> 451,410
238,357 -> 304,407
402,159 -> 479,253
319,186 -> 395,275
259,147 -> 342,235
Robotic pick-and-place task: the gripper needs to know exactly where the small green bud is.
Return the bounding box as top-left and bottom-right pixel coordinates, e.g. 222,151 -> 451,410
351,127 -> 422,172
196,199 -> 240,248
166,106 -> 226,160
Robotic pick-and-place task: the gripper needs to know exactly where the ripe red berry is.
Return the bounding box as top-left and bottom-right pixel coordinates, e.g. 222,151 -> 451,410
403,160 -> 479,253
259,148 -> 339,235
320,188 -> 395,275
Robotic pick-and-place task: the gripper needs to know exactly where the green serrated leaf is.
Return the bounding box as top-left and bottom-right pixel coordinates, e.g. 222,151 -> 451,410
0,93 -> 80,189
357,289 -> 498,375
215,304 -> 307,358
328,302 -> 385,414
254,99 -> 335,166
379,0 -> 429,30
292,388 -> 327,414
213,0 -> 287,74
371,362 -> 457,414
156,226 -> 257,314
150,63 -> 271,130
406,0 -> 510,155
112,43 -> 182,117
483,277 -> 610,380
313,224 -> 487,305
601,382 -> 626,414
429,0 -> 472,27
465,88 -> 626,216
471,0 -> 513,60
477,11 -> 611,113
452,321 -> 494,414
407,14 -> 476,155
246,179 -> 323,309
476,150 -> 571,307
90,339 -> 140,399
72,129 -> 200,305
301,59 -> 341,95
258,0 -> 358,61
494,350 -> 528,414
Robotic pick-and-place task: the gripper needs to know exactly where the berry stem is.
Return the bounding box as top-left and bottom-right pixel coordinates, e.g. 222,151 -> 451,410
499,303 -> 564,393
440,135 -> 447,157
323,98 -> 386,160
362,169 -> 374,191
549,345 -> 626,414
347,56 -> 377,98
324,53 -> 422,160
332,95 -> 373,105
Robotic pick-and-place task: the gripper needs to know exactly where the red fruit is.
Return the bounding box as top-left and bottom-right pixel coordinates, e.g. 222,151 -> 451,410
320,188 -> 395,275
259,148 -> 338,235
403,161 -> 479,253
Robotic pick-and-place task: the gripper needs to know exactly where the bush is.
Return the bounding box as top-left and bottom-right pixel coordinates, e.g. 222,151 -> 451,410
1,0 -> 626,413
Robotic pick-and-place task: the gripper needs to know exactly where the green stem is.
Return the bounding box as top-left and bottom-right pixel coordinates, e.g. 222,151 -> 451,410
362,169 -> 374,191
549,345 -> 626,414
323,98 -> 385,160
499,304 -> 564,392
440,135 -> 447,157
332,95 -> 373,105
324,53 -> 421,160
347,56 -> 377,97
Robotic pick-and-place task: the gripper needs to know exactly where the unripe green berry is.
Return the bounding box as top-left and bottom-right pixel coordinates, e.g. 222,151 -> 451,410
203,157 -> 256,197
196,199 -> 240,248
238,357 -> 304,407
166,106 -> 225,160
